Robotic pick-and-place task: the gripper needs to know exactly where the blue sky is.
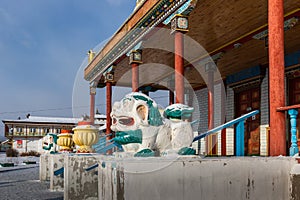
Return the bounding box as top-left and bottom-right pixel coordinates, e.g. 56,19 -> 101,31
0,0 -> 135,134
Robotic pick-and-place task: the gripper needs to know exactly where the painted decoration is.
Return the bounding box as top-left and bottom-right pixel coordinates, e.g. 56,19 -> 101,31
111,92 -> 196,157
42,133 -> 58,154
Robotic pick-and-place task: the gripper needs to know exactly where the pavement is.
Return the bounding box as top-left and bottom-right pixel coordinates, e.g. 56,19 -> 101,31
0,156 -> 63,200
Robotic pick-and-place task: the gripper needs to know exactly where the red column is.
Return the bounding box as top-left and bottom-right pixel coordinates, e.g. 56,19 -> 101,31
169,90 -> 174,105
207,69 -> 217,155
268,0 -> 286,156
221,84 -> 226,156
132,63 -> 139,92
174,31 -> 184,104
89,87 -> 96,125
106,82 -> 112,140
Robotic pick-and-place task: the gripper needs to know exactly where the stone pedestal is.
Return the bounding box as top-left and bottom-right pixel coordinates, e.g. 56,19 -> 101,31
290,163 -> 300,200
50,154 -> 65,191
98,156 -> 298,200
39,154 -> 50,181
64,155 -> 99,200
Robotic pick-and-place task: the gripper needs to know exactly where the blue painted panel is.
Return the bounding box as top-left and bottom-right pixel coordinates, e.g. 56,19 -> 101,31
285,50 -> 300,67
226,65 -> 261,85
54,167 -> 64,176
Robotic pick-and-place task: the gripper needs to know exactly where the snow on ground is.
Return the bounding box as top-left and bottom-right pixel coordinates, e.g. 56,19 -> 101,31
0,152 -> 39,166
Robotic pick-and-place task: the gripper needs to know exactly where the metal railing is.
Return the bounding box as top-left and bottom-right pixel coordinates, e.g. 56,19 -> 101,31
193,110 -> 260,156
277,104 -> 300,156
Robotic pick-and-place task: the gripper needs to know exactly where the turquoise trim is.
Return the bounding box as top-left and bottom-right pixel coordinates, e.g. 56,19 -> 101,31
164,104 -> 194,120
235,120 -> 245,156
178,147 -> 196,155
134,149 -> 155,157
43,143 -> 53,151
113,130 -> 143,145
288,109 -> 299,156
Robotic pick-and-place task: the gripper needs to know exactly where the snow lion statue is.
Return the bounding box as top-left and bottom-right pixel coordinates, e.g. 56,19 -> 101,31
111,92 -> 196,157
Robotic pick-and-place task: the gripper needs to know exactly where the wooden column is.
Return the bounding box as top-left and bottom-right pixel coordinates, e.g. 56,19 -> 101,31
106,81 -> 112,140
169,90 -> 175,105
174,31 -> 185,104
129,50 -> 142,92
206,62 -> 217,155
221,83 -> 226,156
171,14 -> 188,104
89,86 -> 96,125
88,50 -> 96,125
268,0 -> 286,156
131,63 -> 139,92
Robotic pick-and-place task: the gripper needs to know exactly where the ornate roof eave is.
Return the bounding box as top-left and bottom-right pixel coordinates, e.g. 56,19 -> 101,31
84,0 -> 198,83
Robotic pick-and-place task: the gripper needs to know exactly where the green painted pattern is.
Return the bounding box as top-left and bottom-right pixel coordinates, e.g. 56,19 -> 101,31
113,129 -> 143,145
134,148 -> 155,157
178,147 -> 196,155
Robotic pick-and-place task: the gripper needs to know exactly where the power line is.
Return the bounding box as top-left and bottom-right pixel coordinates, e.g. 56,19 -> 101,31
0,104 -> 106,115
0,95 -> 169,116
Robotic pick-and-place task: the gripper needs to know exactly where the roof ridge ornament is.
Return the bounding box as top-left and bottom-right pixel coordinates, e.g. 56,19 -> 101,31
163,0 -> 198,25
134,0 -> 147,11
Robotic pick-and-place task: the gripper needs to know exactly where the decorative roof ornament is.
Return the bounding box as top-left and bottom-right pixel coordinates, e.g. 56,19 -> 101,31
134,0 -> 147,11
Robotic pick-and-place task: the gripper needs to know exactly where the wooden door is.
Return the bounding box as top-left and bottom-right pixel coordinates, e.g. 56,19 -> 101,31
235,87 -> 261,155
288,77 -> 300,148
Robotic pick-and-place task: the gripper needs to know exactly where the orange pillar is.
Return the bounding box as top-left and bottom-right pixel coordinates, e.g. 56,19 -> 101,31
206,63 -> 217,155
221,84 -> 226,156
131,63 -> 139,92
169,90 -> 175,105
268,0 -> 286,156
106,82 -> 112,140
174,31 -> 185,104
89,86 -> 96,125
130,50 -> 142,92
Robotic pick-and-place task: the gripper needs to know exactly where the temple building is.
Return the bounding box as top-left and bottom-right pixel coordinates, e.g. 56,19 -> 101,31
84,0 -> 300,156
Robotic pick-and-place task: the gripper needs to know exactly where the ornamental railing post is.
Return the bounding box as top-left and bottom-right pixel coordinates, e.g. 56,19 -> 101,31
236,120 -> 245,156
288,109 -> 299,156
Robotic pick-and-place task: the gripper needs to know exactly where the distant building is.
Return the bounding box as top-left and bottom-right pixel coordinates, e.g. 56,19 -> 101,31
2,116 -> 81,153
2,113 -> 107,153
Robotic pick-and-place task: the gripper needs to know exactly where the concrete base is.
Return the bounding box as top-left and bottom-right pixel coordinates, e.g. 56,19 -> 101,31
50,154 -> 65,191
290,163 -> 300,200
39,154 -> 50,181
64,154 -> 99,200
98,156 -> 298,200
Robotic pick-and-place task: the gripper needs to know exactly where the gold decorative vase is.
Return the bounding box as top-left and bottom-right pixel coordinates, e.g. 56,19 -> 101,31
57,130 -> 74,152
72,122 -> 99,153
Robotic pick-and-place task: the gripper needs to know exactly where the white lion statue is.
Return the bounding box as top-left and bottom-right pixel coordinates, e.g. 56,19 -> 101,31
111,92 -> 195,157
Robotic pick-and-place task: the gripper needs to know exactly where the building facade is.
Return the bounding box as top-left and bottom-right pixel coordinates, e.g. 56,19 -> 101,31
2,116 -> 81,153
84,0 -> 300,156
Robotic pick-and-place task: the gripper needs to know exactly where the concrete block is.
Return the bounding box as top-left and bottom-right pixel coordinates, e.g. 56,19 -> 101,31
290,164 -> 300,200
50,154 -> 65,191
39,154 -> 50,181
64,154 -> 99,200
98,156 -> 298,200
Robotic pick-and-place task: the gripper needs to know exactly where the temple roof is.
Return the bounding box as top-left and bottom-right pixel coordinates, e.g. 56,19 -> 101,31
84,0 -> 300,90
